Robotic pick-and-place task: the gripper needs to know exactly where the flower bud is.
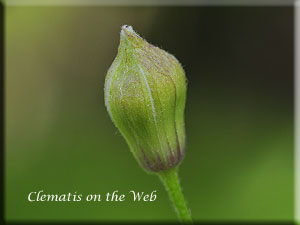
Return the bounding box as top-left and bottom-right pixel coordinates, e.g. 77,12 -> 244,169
104,25 -> 187,172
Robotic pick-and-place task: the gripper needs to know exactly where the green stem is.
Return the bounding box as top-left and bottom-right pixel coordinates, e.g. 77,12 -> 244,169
158,168 -> 192,223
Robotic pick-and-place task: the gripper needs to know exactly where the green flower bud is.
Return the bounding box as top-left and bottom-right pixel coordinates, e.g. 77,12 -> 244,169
104,25 -> 187,172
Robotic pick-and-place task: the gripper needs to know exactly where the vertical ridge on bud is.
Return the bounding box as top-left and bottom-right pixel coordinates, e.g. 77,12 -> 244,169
104,25 -> 187,172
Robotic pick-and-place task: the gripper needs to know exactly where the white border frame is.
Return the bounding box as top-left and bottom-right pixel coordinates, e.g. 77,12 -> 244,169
4,0 -> 298,223
295,1 -> 300,224
3,0 -> 296,6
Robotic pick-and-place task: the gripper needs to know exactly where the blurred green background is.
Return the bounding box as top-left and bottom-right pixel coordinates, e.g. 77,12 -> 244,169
5,6 -> 294,222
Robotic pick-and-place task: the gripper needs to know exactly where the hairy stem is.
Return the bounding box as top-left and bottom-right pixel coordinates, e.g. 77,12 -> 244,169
158,168 -> 192,223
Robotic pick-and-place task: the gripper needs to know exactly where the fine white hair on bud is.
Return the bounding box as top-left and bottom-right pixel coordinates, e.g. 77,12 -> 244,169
104,25 -> 187,172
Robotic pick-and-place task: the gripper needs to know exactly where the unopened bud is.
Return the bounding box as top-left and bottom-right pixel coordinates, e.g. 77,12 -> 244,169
104,25 -> 187,172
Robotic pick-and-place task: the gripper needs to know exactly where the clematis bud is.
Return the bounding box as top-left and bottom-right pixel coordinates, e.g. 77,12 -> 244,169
104,25 -> 187,172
